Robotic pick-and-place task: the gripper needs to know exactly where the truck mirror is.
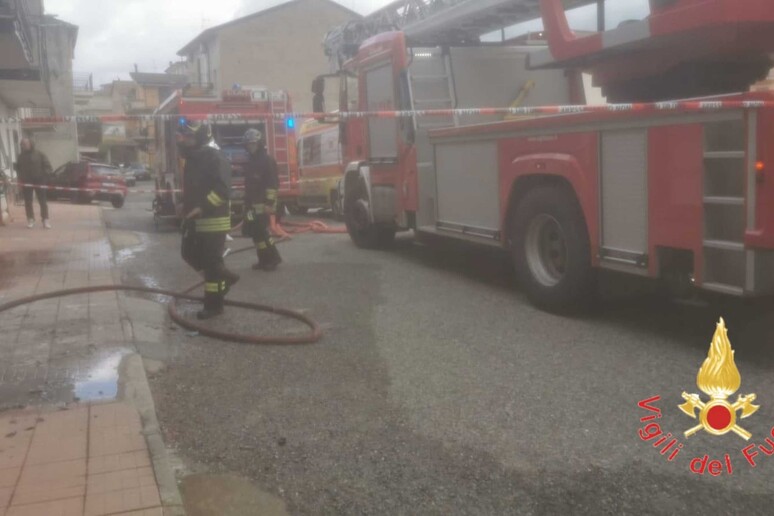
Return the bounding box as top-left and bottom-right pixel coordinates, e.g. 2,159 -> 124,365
312,76 -> 326,114
313,94 -> 325,114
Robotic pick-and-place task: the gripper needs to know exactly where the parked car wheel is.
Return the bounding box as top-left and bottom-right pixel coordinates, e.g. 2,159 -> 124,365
111,195 -> 125,209
510,184 -> 595,313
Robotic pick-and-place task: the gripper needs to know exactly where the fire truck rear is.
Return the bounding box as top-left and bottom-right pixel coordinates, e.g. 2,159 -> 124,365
154,86 -> 298,222
317,0 -> 774,312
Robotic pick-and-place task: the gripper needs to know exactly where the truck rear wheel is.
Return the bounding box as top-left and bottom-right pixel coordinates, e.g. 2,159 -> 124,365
510,185 -> 594,313
344,177 -> 395,249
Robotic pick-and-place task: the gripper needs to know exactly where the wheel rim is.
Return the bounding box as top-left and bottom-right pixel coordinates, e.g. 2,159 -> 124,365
525,214 -> 568,287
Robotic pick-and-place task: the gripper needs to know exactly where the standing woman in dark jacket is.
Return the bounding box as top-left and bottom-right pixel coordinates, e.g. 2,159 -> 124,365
16,138 -> 53,229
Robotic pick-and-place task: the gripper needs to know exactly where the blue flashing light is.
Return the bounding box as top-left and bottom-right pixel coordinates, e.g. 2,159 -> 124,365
286,118 -> 295,129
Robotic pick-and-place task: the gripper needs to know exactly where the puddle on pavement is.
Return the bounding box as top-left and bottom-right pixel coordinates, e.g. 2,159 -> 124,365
73,349 -> 131,402
137,274 -> 170,304
181,474 -> 289,516
110,230 -> 147,265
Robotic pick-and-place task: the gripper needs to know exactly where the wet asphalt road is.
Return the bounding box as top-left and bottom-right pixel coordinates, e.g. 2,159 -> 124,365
104,191 -> 774,515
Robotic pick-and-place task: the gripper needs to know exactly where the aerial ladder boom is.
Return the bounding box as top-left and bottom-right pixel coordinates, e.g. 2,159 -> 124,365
323,0 -> 596,71
325,0 -> 774,102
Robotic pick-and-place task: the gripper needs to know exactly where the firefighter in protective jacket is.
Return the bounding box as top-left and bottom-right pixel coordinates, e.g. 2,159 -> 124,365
243,128 -> 282,271
178,119 -> 240,319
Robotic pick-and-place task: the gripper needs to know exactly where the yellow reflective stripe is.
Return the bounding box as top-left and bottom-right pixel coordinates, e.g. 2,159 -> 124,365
207,191 -> 225,207
195,216 -> 231,233
252,204 -> 265,211
265,189 -> 277,201
196,222 -> 231,230
205,282 -> 220,293
196,216 -> 231,226
196,226 -> 231,233
258,242 -> 268,250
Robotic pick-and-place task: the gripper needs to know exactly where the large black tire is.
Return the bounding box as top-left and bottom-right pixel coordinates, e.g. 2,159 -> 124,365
344,176 -> 395,249
111,195 -> 125,209
510,185 -> 595,313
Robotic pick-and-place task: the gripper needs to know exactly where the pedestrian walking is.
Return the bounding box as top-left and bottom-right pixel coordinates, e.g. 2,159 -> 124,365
15,138 -> 52,229
177,119 -> 240,320
243,128 -> 282,271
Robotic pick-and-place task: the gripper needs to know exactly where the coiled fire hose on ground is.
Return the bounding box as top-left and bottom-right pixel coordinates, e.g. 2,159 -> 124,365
0,246 -> 322,345
229,215 -> 348,243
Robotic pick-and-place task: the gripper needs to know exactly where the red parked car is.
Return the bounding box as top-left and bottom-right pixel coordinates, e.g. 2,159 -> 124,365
48,161 -> 128,208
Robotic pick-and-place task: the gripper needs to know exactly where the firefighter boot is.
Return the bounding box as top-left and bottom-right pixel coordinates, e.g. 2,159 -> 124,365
252,245 -> 268,271
253,240 -> 282,271
262,245 -> 283,271
197,286 -> 224,320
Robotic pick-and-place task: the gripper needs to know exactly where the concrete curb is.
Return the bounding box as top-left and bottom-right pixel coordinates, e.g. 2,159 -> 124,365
99,207 -> 186,515
122,354 -> 186,516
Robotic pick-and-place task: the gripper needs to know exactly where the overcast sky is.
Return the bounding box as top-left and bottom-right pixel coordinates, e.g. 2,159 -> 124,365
46,0 -> 648,88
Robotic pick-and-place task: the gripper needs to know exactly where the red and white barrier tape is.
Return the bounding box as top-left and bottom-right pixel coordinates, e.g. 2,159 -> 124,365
2,100 -> 773,124
8,181 -> 253,195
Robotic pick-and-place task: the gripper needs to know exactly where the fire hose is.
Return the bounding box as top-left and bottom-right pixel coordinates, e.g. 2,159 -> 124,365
228,215 -> 348,241
0,246 -> 322,345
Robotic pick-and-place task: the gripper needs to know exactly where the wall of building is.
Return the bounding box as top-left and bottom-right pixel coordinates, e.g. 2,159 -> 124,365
30,20 -> 79,170
210,37 -> 221,92
218,0 -> 358,112
32,123 -> 78,171
141,86 -> 161,108
27,0 -> 44,17
0,3 -> 76,179
187,34 -> 220,90
40,22 -> 76,116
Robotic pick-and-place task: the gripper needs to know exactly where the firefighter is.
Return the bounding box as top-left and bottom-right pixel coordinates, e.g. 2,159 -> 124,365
243,128 -> 282,271
178,119 -> 240,320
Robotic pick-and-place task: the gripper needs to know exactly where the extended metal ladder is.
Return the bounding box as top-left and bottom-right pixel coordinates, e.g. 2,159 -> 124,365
269,93 -> 291,187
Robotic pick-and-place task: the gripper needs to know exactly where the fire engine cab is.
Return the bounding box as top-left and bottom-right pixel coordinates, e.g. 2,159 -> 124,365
154,86 -> 298,222
316,0 -> 774,312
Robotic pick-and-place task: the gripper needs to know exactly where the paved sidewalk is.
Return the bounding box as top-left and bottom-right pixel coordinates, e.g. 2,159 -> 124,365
0,204 -> 127,409
0,403 -> 161,516
0,203 -> 183,515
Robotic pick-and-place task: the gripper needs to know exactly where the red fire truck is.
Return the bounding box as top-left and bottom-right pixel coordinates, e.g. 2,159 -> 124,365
317,0 -> 774,312
154,86 -> 298,222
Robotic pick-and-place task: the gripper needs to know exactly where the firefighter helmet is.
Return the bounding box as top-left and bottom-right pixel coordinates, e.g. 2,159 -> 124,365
243,128 -> 263,145
177,118 -> 212,146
